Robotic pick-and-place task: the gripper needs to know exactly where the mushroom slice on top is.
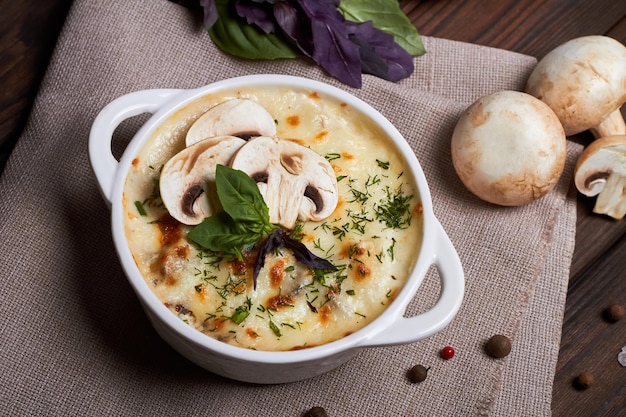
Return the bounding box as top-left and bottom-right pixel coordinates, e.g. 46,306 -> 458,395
160,136 -> 246,225
574,135 -> 626,219
230,136 -> 338,229
185,98 -> 277,147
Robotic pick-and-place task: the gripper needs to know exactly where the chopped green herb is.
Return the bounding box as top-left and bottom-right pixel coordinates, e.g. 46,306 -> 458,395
376,159 -> 390,169
269,320 -> 282,337
134,200 -> 147,216
375,185 -> 413,229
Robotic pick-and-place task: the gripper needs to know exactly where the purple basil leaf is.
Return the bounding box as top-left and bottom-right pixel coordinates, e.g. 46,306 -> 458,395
235,0 -> 276,34
297,0 -> 362,88
200,0 -> 218,28
252,229 -> 337,289
281,231 -> 337,271
273,2 -> 313,56
348,32 -> 388,77
169,0 -> 203,10
252,229 -> 282,289
346,20 -> 414,82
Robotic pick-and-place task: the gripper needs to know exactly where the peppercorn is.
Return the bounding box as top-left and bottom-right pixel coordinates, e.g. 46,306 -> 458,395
574,372 -> 595,390
485,334 -> 512,359
604,304 -> 625,322
304,406 -> 329,417
440,345 -> 455,360
407,364 -> 429,383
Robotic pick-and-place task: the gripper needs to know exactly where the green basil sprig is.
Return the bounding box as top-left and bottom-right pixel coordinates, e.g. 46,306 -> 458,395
187,164 -> 337,290
187,164 -> 277,252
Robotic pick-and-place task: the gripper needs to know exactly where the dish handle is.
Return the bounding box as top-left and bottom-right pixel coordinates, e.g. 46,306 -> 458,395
89,89 -> 182,205
361,219 -> 464,347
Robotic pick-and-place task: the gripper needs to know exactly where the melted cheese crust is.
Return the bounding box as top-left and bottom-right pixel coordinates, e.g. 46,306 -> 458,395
123,86 -> 423,351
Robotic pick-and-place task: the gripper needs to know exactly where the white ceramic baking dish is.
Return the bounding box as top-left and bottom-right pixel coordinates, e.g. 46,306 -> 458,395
89,75 -> 464,384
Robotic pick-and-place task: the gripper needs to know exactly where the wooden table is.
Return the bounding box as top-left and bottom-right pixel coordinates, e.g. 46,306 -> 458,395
1,1 -> 624,415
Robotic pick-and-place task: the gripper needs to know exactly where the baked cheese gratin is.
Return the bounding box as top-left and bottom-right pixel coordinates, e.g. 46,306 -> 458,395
123,85 -> 423,351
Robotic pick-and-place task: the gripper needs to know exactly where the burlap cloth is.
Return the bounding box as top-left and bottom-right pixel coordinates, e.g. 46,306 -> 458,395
0,1 -> 581,416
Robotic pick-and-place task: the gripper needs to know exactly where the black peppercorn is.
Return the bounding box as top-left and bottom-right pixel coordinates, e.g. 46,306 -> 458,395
604,304 -> 625,322
574,372 -> 595,390
304,406 -> 329,417
485,334 -> 512,358
407,364 -> 429,383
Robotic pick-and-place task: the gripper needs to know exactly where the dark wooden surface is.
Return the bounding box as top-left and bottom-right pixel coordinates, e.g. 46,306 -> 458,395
1,1 -> 624,415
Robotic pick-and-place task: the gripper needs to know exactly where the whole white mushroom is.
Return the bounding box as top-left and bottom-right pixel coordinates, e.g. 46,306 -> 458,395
525,35 -> 626,138
451,90 -> 567,206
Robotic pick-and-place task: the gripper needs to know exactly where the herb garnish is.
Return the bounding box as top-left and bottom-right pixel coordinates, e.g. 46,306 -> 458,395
169,0 -> 424,88
374,185 -> 413,229
187,164 -> 277,253
187,164 -> 337,289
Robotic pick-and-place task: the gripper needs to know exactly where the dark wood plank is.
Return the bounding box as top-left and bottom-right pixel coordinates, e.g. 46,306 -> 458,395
402,0 -> 626,58
553,231 -> 626,417
0,0 -> 73,172
401,2 -> 626,416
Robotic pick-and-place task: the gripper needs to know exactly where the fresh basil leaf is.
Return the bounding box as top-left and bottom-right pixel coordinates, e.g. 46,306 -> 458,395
338,0 -> 425,56
187,212 -> 260,252
210,0 -> 300,59
215,165 -> 271,226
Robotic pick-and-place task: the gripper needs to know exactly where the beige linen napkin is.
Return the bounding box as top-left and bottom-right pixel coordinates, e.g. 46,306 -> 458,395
0,1 -> 579,416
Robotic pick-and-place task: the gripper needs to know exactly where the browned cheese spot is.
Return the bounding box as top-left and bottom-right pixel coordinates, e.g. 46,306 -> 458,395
286,115 -> 300,127
354,262 -> 371,281
245,328 -> 259,339
266,294 -> 294,311
229,259 -> 248,276
270,259 -> 286,288
194,284 -> 207,301
158,213 -> 183,246
318,303 -> 333,326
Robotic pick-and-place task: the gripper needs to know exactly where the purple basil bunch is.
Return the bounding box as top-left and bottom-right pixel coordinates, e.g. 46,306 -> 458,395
190,0 -> 424,88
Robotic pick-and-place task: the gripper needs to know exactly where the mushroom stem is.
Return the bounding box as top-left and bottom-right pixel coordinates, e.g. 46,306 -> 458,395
590,108 -> 626,139
594,171 -> 626,219
574,135 -> 626,220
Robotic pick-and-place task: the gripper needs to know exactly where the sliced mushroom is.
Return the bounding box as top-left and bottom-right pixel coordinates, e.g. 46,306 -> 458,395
185,98 -> 277,146
574,135 -> 626,219
230,136 -> 338,229
525,36 -> 626,138
160,136 -> 246,225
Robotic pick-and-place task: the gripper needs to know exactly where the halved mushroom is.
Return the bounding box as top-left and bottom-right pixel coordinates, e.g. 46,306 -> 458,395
160,136 -> 246,225
525,36 -> 626,138
230,136 -> 338,229
574,135 -> 626,219
185,98 -> 277,146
